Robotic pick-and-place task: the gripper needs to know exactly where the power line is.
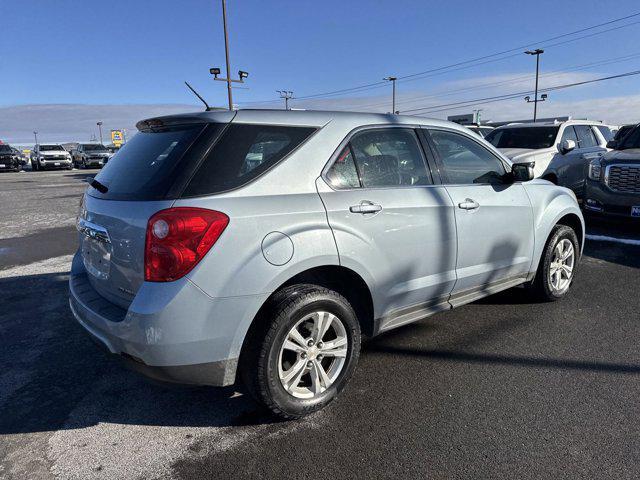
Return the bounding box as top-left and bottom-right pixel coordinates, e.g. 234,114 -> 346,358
404,69 -> 640,115
239,12 -> 640,105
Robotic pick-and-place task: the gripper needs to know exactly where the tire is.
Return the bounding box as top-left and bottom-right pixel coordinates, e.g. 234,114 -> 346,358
529,224 -> 580,302
240,284 -> 361,419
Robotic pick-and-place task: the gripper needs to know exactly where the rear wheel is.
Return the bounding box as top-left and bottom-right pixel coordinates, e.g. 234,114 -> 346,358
240,285 -> 361,419
529,224 -> 579,301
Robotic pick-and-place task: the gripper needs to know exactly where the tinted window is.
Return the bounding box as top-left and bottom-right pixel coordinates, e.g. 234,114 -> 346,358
326,146 -> 360,188
573,125 -> 598,148
184,124 -> 316,196
40,145 -> 65,151
348,129 -> 430,188
84,144 -> 108,151
90,124 -> 207,200
485,126 -> 559,149
595,125 -> 613,142
0,145 -> 11,153
560,126 -> 578,143
429,129 -> 506,185
614,125 -> 635,141
619,126 -> 640,149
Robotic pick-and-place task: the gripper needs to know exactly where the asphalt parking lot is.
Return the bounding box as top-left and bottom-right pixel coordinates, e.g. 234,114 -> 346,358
1,169 -> 639,480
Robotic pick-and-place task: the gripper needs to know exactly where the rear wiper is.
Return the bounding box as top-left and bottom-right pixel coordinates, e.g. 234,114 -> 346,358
90,179 -> 108,193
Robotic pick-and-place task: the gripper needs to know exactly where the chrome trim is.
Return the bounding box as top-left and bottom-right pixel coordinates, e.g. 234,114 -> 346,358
76,218 -> 111,244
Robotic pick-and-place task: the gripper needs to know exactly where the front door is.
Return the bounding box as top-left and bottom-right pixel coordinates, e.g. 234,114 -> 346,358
318,127 -> 457,331
424,128 -> 535,306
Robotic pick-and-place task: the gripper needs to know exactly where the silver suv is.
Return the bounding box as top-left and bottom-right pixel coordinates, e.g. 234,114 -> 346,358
70,110 -> 584,418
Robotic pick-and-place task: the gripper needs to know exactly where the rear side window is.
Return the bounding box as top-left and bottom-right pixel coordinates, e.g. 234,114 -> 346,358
90,124 -> 207,200
183,124 -> 316,196
574,125 -> 598,148
326,146 -> 360,188
349,128 -> 430,188
594,125 -> 613,142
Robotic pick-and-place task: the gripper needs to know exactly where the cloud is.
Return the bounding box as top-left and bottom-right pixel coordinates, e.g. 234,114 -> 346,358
0,104 -> 201,145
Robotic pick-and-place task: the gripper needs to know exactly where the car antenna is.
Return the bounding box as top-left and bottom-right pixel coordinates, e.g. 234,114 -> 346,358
184,81 -> 212,111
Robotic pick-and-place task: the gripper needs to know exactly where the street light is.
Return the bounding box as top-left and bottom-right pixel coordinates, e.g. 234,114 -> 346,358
277,90 -> 294,110
96,122 -> 103,144
383,76 -> 398,114
525,49 -> 545,121
33,131 -> 38,146
210,0 -> 249,110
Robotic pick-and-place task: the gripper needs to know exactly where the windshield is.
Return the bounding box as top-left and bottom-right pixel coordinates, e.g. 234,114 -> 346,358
0,145 -> 12,153
619,126 -> 640,150
83,144 -> 108,151
40,145 -> 64,151
485,126 -> 559,149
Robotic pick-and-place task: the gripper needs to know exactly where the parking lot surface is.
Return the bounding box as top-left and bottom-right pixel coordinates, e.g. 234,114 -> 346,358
1,170 -> 639,479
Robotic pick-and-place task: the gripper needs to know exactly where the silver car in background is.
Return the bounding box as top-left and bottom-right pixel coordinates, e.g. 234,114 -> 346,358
69,110 -> 584,418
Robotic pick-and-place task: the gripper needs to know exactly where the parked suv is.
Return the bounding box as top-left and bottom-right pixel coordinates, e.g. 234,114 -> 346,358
69,110 -> 584,418
485,121 -> 610,198
72,143 -> 112,169
31,144 -> 73,171
585,123 -> 640,218
0,144 -> 21,172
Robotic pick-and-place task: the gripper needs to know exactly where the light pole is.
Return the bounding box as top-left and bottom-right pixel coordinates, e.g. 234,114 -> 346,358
277,90 -> 294,110
384,76 -> 397,114
210,0 -> 248,110
33,131 -> 38,146
96,122 -> 103,144
525,49 -> 545,121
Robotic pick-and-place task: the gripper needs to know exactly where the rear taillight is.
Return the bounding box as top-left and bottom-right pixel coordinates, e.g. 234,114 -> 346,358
145,207 -> 229,282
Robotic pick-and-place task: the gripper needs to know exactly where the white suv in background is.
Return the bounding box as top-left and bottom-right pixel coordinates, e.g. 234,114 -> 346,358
484,121 -> 612,197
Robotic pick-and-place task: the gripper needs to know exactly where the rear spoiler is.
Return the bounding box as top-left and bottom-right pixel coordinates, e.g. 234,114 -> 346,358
136,111 -> 237,132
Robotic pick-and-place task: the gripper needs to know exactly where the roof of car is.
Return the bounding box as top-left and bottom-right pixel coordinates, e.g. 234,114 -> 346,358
495,119 -> 604,129
136,109 -> 463,131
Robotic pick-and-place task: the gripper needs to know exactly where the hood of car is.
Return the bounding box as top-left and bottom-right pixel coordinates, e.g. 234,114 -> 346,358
602,148 -> 640,164
498,147 -> 554,161
41,151 -> 69,157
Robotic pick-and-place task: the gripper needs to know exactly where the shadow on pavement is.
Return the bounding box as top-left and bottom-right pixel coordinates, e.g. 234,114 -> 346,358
0,271 -> 270,436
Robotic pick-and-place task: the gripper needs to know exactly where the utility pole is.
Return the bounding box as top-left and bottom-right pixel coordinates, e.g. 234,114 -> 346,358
209,0 -> 248,110
96,121 -> 103,144
524,49 -> 546,121
277,90 -> 294,110
33,131 -> 38,146
383,76 -> 397,113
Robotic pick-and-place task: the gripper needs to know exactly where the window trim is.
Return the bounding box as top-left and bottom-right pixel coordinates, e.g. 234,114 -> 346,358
422,126 -> 512,186
321,124 -> 436,191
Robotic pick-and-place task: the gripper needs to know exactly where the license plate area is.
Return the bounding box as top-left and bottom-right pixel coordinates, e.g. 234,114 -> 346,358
82,237 -> 111,280
632,206 -> 640,217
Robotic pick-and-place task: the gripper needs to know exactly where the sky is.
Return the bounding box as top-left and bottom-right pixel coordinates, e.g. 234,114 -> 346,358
2,0 -> 640,144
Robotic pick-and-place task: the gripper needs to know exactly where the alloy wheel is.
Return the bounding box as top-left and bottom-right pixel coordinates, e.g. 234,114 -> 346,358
549,238 -> 575,294
277,311 -> 348,399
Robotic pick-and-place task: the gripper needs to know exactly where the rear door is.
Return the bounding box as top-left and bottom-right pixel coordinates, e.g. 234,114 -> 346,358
423,128 -> 534,306
318,127 -> 457,331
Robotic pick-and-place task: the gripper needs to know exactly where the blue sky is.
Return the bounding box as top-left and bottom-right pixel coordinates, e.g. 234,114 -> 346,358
3,0 -> 640,143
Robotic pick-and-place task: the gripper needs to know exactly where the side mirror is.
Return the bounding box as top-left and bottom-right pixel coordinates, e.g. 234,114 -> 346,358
558,139 -> 576,154
510,162 -> 535,182
606,139 -> 618,149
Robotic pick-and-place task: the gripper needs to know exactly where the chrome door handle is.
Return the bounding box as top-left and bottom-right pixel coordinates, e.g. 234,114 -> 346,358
458,198 -> 480,210
350,202 -> 382,214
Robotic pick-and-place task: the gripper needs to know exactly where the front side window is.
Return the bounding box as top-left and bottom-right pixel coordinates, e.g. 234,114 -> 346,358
573,125 -> 598,148
184,124 -> 316,196
347,128 -> 430,188
560,126 -> 578,144
428,129 -> 506,185
485,126 -> 559,149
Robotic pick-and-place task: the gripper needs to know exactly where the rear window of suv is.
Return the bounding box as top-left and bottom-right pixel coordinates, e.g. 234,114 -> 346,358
89,124 -> 209,201
182,124 -> 316,197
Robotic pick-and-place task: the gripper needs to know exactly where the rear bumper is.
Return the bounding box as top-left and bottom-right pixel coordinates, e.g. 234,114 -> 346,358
68,251 -> 268,386
584,179 -> 640,218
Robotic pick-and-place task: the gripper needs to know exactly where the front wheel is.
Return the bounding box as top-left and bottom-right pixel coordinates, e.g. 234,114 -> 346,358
529,224 -> 579,302
240,285 -> 361,419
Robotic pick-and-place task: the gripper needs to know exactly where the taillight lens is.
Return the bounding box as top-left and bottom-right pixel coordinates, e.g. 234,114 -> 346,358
145,207 -> 229,282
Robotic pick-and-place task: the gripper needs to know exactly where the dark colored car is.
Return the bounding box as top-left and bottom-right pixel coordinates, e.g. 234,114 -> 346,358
585,124 -> 640,219
0,144 -> 21,172
612,124 -> 637,143
72,143 -> 112,168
